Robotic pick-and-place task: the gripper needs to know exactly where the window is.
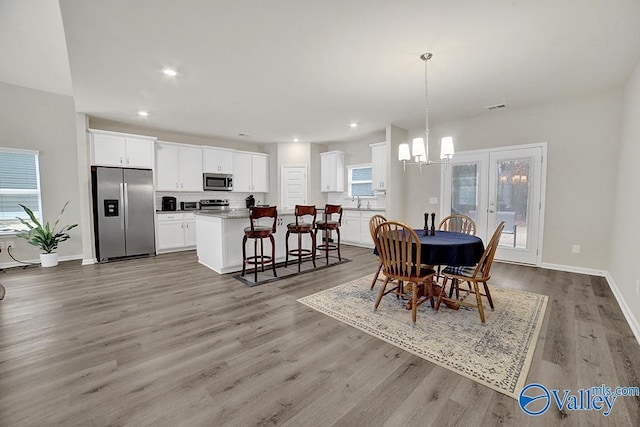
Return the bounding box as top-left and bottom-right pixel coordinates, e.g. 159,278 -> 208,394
348,164 -> 374,197
0,148 -> 42,233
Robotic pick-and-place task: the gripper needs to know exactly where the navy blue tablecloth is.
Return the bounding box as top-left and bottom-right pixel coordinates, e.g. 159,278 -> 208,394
373,230 -> 484,267
415,230 -> 484,266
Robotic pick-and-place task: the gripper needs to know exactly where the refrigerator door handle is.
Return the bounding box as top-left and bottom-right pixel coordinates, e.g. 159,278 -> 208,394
119,182 -> 125,230
124,182 -> 129,231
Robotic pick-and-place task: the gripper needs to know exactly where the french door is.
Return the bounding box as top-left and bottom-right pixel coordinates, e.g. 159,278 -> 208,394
442,144 -> 545,265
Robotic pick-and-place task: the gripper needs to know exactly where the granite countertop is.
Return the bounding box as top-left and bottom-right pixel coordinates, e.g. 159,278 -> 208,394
193,206 -> 385,219
195,209 -> 251,219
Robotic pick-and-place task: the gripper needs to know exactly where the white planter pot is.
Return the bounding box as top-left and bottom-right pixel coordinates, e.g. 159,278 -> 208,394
40,252 -> 59,268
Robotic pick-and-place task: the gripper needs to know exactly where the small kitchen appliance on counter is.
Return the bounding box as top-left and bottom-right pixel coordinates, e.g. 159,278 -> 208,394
180,201 -> 198,210
161,196 -> 177,211
245,195 -> 255,209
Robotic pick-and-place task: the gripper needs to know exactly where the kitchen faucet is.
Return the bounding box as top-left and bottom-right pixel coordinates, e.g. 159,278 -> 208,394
357,196 -> 361,209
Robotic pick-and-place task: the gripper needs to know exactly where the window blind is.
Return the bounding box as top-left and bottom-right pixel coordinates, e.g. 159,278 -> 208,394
0,149 -> 42,231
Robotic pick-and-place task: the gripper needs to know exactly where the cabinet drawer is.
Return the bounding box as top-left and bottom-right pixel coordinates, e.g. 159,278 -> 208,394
157,213 -> 184,221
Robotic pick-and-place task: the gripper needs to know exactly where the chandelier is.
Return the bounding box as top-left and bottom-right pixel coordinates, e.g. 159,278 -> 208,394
399,52 -> 454,171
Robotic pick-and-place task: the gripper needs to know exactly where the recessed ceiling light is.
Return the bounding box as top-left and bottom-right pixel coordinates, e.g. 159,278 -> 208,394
349,122 -> 358,128
293,138 -> 300,142
162,68 -> 177,77
138,111 -> 149,117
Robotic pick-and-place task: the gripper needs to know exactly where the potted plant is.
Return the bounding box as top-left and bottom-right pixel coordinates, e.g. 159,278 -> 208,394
16,201 -> 78,267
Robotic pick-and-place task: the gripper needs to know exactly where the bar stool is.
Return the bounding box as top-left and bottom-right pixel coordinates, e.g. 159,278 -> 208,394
242,206 -> 278,282
285,205 -> 317,272
315,204 -> 343,265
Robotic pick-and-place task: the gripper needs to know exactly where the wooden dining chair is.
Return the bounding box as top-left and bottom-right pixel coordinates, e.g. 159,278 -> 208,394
435,221 -> 505,323
368,214 -> 387,290
373,221 -> 436,324
438,214 -> 476,235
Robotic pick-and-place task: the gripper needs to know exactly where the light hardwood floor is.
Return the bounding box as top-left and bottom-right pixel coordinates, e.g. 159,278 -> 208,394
0,246 -> 639,426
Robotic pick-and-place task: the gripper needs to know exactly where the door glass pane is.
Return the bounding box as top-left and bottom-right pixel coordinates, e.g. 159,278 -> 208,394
495,158 -> 530,248
451,163 -> 479,221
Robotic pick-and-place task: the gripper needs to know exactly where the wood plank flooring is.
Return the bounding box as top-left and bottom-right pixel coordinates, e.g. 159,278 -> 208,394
0,246 -> 639,426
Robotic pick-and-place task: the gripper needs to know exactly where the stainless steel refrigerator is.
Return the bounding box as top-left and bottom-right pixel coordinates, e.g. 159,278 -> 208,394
91,166 -> 156,262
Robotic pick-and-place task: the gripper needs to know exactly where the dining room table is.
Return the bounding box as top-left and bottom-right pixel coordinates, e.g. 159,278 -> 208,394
412,229 -> 485,267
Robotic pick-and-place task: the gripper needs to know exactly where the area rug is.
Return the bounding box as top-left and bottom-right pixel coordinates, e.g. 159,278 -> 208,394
297,275 -> 548,399
233,257 -> 350,287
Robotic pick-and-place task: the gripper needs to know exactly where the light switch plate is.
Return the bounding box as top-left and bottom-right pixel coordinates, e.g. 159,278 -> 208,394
572,244 -> 580,254
429,197 -> 438,204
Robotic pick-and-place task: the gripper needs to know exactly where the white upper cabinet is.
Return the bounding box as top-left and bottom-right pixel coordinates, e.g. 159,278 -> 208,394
320,151 -> 345,192
90,129 -> 155,168
370,142 -> 386,191
232,151 -> 269,193
203,147 -> 234,174
251,154 -> 269,193
155,142 -> 203,192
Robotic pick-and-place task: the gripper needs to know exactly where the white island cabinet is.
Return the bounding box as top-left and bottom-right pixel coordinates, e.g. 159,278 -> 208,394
196,212 -> 294,274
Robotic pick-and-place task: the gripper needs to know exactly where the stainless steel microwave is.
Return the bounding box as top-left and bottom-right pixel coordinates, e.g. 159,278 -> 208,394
203,173 -> 233,191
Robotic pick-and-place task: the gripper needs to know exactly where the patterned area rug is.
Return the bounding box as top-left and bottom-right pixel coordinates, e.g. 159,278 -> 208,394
233,257 -> 350,287
298,275 -> 548,399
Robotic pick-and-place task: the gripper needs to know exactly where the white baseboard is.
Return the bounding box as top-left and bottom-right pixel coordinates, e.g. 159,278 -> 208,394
539,262 -> 607,277
82,258 -> 96,266
539,262 -> 640,346
0,254 -> 83,270
603,272 -> 640,346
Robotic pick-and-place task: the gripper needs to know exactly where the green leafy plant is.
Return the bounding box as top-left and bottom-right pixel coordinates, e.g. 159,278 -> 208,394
16,201 -> 78,254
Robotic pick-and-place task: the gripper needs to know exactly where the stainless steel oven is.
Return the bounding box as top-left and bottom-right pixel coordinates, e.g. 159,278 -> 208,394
203,173 -> 233,191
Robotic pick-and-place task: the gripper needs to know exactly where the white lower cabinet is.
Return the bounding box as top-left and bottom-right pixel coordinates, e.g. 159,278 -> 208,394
341,210 -> 379,248
341,211 -> 361,244
156,213 -> 197,252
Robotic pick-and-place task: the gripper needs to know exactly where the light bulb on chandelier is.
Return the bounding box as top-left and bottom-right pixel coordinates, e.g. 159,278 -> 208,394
398,52 -> 454,171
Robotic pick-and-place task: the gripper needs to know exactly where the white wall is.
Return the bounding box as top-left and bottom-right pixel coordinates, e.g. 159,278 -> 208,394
609,58 -> 640,334
403,89 -> 622,270
0,82 -> 82,263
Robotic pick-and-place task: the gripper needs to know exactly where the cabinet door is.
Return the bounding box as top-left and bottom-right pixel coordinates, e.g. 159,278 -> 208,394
179,146 -> 203,191
233,152 -> 252,192
204,148 -> 234,173
341,212 -> 361,243
157,220 -> 185,250
92,133 -> 126,166
320,151 -> 344,192
184,219 -> 197,247
251,154 -> 269,193
320,153 -> 335,192
371,143 -> 386,191
360,212 -> 376,247
155,143 -> 180,191
125,137 -> 154,168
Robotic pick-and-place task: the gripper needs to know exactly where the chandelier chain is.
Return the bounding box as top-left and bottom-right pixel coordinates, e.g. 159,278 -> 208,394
423,53 -> 430,161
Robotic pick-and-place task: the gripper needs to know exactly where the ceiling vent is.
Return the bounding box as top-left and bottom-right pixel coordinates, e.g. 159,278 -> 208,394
487,103 -> 507,110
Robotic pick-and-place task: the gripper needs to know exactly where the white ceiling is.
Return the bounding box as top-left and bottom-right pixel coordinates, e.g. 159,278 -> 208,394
6,1 -> 640,144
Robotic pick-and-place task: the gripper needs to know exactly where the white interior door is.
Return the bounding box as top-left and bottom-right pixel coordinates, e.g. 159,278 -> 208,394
281,165 -> 307,210
442,144 -> 545,265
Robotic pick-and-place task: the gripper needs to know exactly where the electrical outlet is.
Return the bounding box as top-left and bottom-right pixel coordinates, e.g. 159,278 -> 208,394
572,244 -> 580,254
6,240 -> 14,249
0,242 -> 4,250
635,279 -> 640,296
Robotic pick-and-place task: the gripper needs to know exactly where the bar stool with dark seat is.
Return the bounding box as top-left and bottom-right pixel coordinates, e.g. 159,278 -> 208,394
314,204 -> 343,265
285,205 -> 317,272
242,206 -> 278,282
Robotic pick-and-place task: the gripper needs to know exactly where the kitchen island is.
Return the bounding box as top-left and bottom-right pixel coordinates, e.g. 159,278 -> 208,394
196,210 -> 295,274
